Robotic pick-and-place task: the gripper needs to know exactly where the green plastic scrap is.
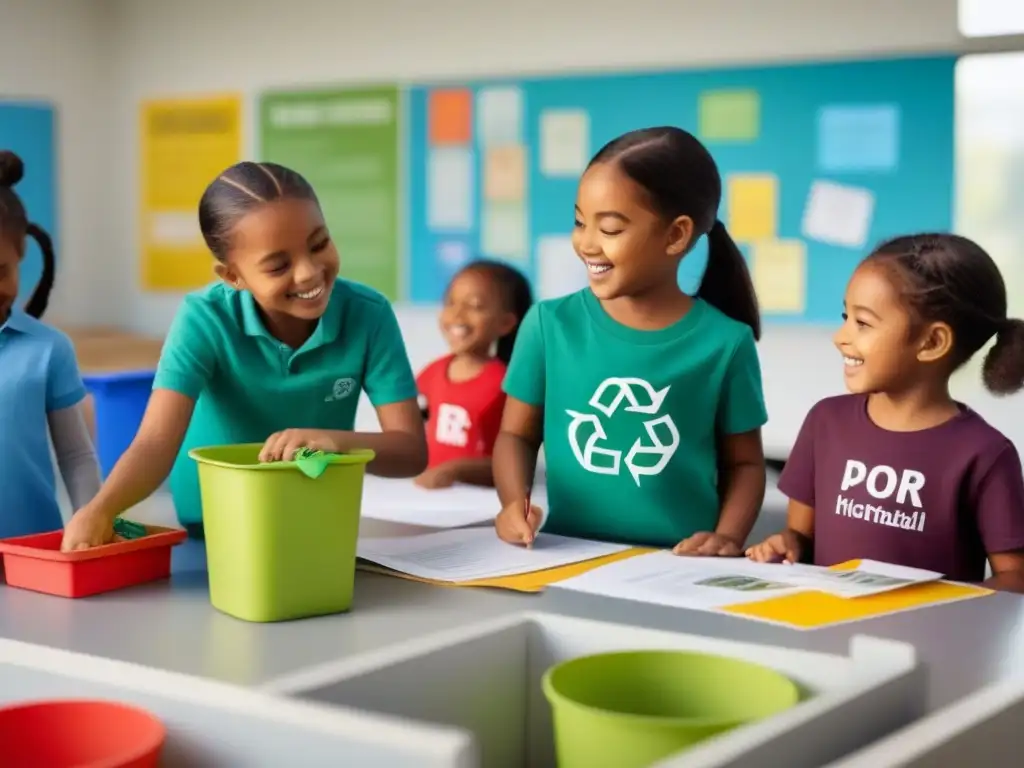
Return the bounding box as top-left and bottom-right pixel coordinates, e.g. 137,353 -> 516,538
291,447 -> 337,479
113,517 -> 148,540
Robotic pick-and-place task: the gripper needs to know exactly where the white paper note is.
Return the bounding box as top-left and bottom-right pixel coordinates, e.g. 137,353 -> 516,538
149,211 -> 203,246
553,552 -> 942,609
477,86 -> 523,146
481,202 -> 527,260
428,147 -> 474,230
357,527 -> 628,582
538,235 -> 588,299
801,180 -> 875,249
540,109 -> 590,176
360,475 -> 547,529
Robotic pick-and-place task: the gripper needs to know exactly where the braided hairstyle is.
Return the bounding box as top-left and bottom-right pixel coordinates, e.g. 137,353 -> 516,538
0,151 -> 56,318
198,161 -> 319,261
867,233 -> 1024,396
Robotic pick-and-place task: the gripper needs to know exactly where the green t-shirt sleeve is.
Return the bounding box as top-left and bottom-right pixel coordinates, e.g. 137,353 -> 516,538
717,328 -> 768,435
502,304 -> 545,406
363,300 -> 418,406
152,296 -> 218,400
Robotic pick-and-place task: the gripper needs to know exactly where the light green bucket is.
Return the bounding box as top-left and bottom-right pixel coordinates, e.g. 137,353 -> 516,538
189,443 -> 374,623
542,650 -> 800,768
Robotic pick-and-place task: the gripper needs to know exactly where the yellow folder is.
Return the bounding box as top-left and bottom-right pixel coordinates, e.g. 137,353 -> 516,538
719,559 -> 993,629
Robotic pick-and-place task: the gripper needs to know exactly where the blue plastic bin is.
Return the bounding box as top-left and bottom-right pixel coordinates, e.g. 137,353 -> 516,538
83,370 -> 155,477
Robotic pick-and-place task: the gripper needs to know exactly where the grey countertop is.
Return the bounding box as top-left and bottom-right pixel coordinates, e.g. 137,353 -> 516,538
1,535 -> 1022,712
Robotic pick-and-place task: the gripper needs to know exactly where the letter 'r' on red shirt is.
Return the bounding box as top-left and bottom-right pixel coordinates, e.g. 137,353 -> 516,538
416,355 -> 507,468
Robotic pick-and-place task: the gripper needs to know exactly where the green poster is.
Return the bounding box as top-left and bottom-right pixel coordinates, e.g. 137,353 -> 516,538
259,85 -> 401,299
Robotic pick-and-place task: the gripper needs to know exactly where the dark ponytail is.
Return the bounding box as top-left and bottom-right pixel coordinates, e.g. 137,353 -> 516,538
698,220 -> 761,340
456,259 -> 533,365
588,127 -> 762,340
23,223 -> 55,319
0,151 -> 56,319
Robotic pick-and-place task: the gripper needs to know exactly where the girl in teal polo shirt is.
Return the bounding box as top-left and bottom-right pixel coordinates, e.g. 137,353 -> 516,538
62,162 -> 427,550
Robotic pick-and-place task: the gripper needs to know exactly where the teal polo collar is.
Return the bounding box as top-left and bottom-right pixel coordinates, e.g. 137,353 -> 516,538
239,281 -> 344,350
1,308 -> 32,335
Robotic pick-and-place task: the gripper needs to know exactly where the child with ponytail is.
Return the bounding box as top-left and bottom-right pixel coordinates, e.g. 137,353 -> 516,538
0,150 -> 100,539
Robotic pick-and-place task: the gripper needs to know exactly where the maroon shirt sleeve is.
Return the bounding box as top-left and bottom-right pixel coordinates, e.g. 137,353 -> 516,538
777,403 -> 820,508
971,442 -> 1024,555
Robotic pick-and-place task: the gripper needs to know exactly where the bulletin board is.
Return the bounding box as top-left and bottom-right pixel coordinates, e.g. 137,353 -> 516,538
404,56 -> 955,323
0,102 -> 57,305
260,86 -> 402,300
140,94 -> 242,291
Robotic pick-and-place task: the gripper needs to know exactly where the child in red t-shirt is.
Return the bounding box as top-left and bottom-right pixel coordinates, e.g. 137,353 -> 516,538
415,260 -> 532,489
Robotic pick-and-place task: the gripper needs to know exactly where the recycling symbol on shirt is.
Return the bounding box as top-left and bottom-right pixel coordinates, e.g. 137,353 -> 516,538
566,377 -> 681,486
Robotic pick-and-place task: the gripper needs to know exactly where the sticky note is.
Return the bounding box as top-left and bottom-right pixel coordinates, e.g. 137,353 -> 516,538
427,148 -> 473,230
538,235 -> 588,299
817,105 -> 899,172
436,240 -> 471,270
726,174 -> 778,242
429,89 -> 472,145
481,202 -> 527,260
484,145 -> 526,202
699,90 -> 760,142
540,109 -> 590,176
477,86 -> 523,145
751,240 -> 806,313
801,180 -> 875,249
149,211 -> 202,246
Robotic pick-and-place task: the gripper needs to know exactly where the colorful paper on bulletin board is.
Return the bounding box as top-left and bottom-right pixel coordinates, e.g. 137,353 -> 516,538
259,86 -> 401,299
0,103 -> 57,305
406,57 -> 954,317
140,95 -> 241,291
358,547 -> 653,593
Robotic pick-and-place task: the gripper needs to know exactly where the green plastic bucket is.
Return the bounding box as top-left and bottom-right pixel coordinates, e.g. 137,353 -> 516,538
542,650 -> 800,768
189,443 -> 374,623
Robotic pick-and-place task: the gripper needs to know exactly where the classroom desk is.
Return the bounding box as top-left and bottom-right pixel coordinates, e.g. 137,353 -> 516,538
1,536 -> 1022,713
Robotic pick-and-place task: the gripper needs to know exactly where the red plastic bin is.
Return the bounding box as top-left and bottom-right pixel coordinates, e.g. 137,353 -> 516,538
0,526 -> 186,598
0,699 -> 166,767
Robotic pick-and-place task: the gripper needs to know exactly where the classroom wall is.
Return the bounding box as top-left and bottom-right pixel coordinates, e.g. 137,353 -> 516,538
10,0 -> 1023,456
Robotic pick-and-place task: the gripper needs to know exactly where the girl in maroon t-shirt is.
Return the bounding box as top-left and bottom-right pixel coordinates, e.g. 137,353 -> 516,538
415,260 -> 532,489
748,233 -> 1024,590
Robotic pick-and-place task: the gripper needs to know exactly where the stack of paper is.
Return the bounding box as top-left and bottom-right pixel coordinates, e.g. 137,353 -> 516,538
551,552 -> 944,611
359,476 -> 548,529
357,527 -> 629,583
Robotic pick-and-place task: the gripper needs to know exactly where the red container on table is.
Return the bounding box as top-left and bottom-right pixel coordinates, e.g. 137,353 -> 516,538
0,526 -> 186,598
0,699 -> 166,767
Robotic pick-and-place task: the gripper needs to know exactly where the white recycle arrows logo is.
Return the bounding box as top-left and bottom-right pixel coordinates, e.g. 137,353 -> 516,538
566,377 -> 680,486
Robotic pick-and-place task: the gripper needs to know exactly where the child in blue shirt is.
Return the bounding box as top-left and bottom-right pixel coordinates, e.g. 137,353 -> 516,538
0,150 -> 101,539
62,161 -> 426,550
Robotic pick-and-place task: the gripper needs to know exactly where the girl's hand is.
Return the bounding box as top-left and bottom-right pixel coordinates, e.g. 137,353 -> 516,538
495,501 -> 544,547
259,429 -> 340,462
61,506 -> 116,552
673,531 -> 743,557
414,464 -> 457,489
745,530 -> 804,564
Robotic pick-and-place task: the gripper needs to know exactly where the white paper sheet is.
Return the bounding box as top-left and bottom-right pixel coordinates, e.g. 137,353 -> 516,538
540,109 -> 590,176
356,527 -> 627,582
537,235 -> 588,299
477,86 -> 523,146
553,552 -> 942,609
359,475 -> 547,529
801,180 -> 875,249
427,148 -> 473,230
481,202 -> 527,260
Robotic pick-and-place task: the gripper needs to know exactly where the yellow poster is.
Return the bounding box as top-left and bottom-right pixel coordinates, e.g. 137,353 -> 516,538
140,95 -> 242,290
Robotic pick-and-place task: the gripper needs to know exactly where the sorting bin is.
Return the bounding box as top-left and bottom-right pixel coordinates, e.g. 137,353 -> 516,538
82,370 -> 155,477
189,444 -> 375,623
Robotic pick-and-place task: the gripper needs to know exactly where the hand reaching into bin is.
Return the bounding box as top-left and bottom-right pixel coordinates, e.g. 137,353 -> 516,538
258,429 -> 343,463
